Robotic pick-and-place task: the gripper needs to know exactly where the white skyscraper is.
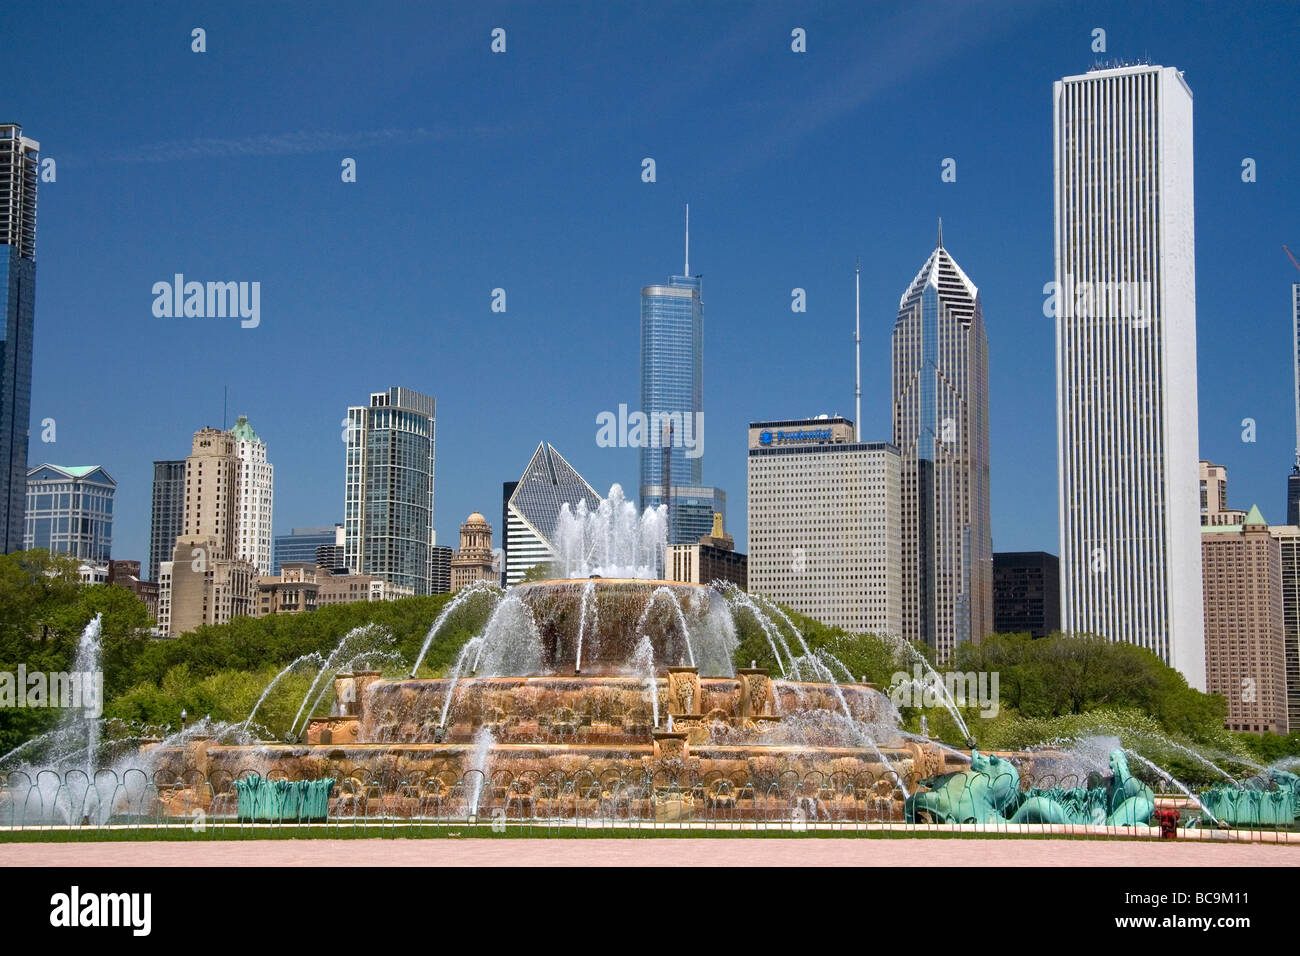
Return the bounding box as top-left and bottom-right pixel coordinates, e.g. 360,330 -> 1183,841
1053,64 -> 1205,689
231,415 -> 274,575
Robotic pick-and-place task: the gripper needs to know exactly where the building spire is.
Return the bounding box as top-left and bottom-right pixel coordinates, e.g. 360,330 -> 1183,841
854,257 -> 861,443
684,203 -> 690,275
937,217 -> 943,249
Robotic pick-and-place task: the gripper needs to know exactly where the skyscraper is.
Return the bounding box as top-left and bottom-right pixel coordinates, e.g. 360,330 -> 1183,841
639,208 -> 725,544
892,227 -> 992,658
23,464 -> 115,562
149,460 -> 186,582
158,427 -> 255,636
344,386 -> 436,595
503,442 -> 601,585
230,414 -> 273,574
1054,64 -> 1205,689
1288,282 -> 1300,524
0,125 -> 39,553
747,418 -> 901,634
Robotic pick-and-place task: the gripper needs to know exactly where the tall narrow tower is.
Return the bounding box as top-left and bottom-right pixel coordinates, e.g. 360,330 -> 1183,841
344,387 -> 436,595
0,125 -> 39,553
639,207 -> 725,544
892,226 -> 992,658
1288,281 -> 1300,524
1053,65 -> 1205,689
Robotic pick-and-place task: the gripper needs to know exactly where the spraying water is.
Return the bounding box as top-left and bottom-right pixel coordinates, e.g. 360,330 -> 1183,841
410,580 -> 501,675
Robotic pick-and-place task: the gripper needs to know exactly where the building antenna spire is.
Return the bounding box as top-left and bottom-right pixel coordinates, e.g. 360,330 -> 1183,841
855,257 -> 861,442
684,203 -> 690,275
937,217 -> 943,249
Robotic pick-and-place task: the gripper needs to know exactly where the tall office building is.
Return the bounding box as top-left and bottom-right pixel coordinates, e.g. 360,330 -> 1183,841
1288,283 -> 1300,525
344,387 -> 436,595
160,427 -> 255,636
892,228 -> 992,658
992,552 -> 1060,638
230,415 -> 273,574
0,125 -> 39,553
747,418 -> 901,635
149,460 -> 186,582
1053,64 -> 1205,689
1271,525 -> 1300,730
639,211 -> 725,544
273,526 -> 339,574
23,464 -> 115,562
503,442 -> 601,585
451,512 -> 497,592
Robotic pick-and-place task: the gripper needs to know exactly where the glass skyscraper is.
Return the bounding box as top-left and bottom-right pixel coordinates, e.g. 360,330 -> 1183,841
149,460 -> 186,582
892,229 -> 992,658
344,386 -> 436,596
274,526 -> 339,574
639,213 -> 725,545
0,125 -> 39,554
23,464 -> 115,563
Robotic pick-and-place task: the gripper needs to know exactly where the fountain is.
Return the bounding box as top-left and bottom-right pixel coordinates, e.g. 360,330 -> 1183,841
6,490 -> 1250,834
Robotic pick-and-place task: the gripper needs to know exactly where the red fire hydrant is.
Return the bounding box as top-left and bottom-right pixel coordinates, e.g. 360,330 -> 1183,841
1155,808 -> 1180,839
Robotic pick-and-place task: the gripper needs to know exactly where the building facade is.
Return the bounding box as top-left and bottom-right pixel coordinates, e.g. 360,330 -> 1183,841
666,513 -> 747,589
0,125 -> 39,553
1288,282 -> 1300,524
892,229 -> 992,658
451,512 -> 497,592
344,386 -> 436,595
431,545 -> 452,594
23,464 -> 115,563
316,571 -> 415,606
1202,506 -> 1288,733
230,415 -> 273,575
274,526 -> 338,573
1270,525 -> 1300,731
992,552 -> 1060,638
255,562 -> 320,617
503,442 -> 601,585
149,460 -> 186,582
747,418 -> 901,635
162,427 -> 255,636
1054,64 -> 1205,689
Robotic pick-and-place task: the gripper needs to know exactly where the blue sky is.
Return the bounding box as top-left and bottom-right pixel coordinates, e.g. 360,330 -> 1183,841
6,0 -> 1299,567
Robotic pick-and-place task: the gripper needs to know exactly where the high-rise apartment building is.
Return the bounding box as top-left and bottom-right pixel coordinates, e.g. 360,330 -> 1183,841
1203,505 -> 1288,734
639,212 -> 725,545
1054,64 -> 1205,689
503,442 -> 601,585
747,418 -> 901,635
892,228 -> 992,658
344,387 -> 436,595
149,460 -> 186,582
23,464 -> 115,562
160,427 -> 255,636
0,125 -> 39,553
230,415 -> 273,575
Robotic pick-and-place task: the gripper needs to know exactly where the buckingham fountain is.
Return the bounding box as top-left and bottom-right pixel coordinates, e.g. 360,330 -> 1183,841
6,485 -> 1299,832
141,485 -> 979,822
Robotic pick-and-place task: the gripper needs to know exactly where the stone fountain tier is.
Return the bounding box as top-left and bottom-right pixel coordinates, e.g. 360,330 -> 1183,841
510,578 -> 734,675
329,671 -> 897,747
